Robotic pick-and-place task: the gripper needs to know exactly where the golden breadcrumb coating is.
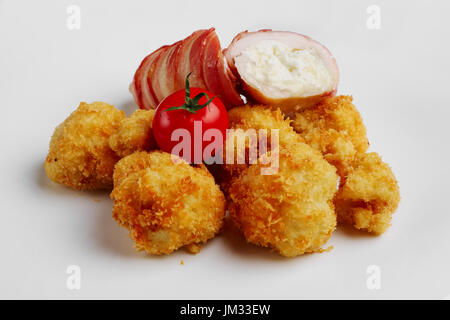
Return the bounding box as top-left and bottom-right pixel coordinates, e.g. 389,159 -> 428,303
292,96 -> 369,177
112,150 -> 154,187
334,152 -> 400,235
218,104 -> 302,193
228,143 -> 338,257
111,151 -> 226,255
109,109 -> 157,157
44,102 -> 125,190
227,104 -> 300,145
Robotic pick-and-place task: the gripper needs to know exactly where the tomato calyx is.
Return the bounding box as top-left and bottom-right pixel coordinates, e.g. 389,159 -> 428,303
161,73 -> 216,115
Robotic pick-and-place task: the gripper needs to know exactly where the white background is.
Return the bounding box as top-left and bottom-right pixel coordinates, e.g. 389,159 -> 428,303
1,0 -> 449,299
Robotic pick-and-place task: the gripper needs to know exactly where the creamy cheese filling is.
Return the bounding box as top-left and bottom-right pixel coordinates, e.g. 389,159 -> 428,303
234,40 -> 334,99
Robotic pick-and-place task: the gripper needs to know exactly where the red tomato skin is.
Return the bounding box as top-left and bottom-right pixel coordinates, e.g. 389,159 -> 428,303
153,88 -> 229,163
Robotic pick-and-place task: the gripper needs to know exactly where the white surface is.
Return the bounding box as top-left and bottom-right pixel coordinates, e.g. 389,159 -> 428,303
1,0 -> 449,299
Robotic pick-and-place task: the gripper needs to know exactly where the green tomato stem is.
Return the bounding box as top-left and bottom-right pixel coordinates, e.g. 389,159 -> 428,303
161,73 -> 215,116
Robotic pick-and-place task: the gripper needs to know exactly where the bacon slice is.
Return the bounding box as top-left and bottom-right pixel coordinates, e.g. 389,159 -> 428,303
216,55 -> 243,106
165,41 -> 182,95
152,41 -> 183,102
202,29 -> 224,103
187,29 -> 210,89
151,45 -> 174,103
176,30 -> 205,89
130,29 -> 243,110
131,52 -> 153,109
130,46 -> 168,109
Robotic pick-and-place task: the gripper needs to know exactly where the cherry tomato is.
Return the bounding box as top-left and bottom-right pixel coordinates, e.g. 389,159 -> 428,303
153,74 -> 229,164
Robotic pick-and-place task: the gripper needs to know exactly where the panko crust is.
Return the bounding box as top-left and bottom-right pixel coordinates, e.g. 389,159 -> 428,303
44,102 -> 125,190
219,104 -> 302,194
109,109 -> 156,157
292,96 -> 369,177
227,104 -> 299,145
334,152 -> 400,235
228,143 -> 338,257
112,151 -> 155,187
111,151 -> 226,255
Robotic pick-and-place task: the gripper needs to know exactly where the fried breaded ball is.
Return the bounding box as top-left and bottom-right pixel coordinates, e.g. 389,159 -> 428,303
334,152 -> 400,235
292,96 -> 369,177
228,143 -> 338,257
44,102 -> 125,190
218,104 -> 302,193
111,151 -> 226,255
109,109 -> 156,157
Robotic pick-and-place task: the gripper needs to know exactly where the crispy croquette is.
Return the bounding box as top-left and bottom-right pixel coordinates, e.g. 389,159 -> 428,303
111,151 -> 226,255
228,143 -> 338,257
109,109 -> 156,157
44,101 -> 125,190
334,152 -> 400,235
292,96 -> 369,177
